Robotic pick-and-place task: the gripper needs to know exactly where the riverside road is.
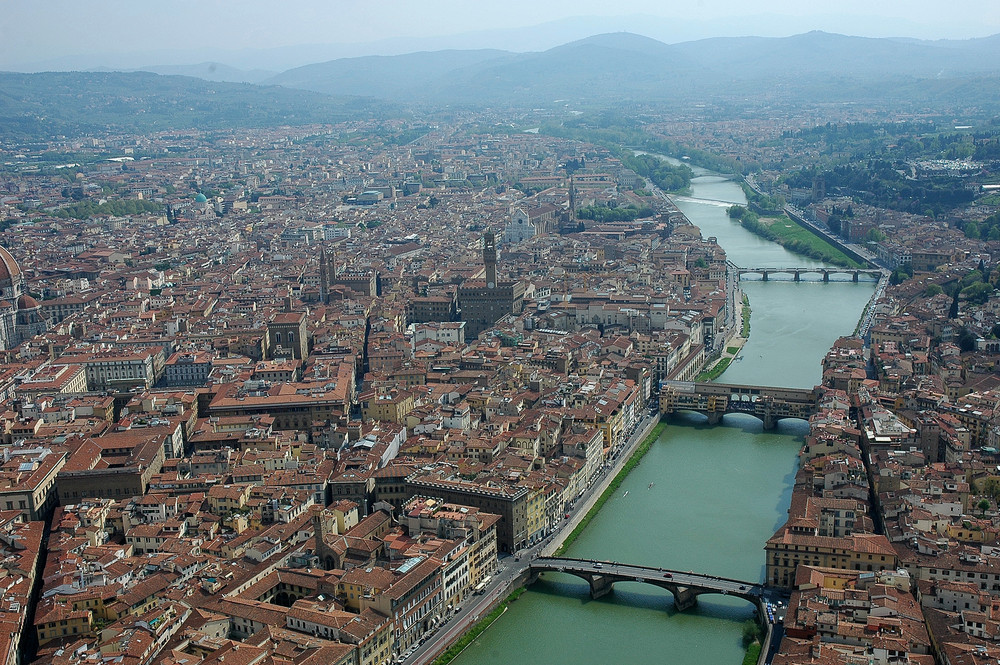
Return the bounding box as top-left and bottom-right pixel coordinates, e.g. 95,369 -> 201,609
405,408 -> 663,665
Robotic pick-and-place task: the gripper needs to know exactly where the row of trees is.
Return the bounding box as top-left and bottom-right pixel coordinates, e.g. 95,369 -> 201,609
781,122 -> 1000,162
577,203 -> 655,223
622,152 -> 693,193
541,113 -> 749,177
784,160 -> 977,217
49,198 -> 162,220
728,205 -> 858,267
962,211 -> 1000,241
740,183 -> 785,215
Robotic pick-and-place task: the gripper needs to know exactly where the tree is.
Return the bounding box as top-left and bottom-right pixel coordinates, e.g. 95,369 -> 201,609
965,221 -> 981,239
866,228 -> 887,242
961,282 -> 994,306
924,284 -> 943,297
978,498 -> 991,514
979,478 -> 1000,500
949,288 -> 960,319
742,619 -> 763,647
960,270 -> 984,290
957,326 -> 977,352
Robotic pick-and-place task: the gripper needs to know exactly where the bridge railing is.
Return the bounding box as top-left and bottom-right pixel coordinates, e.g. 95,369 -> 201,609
532,557 -> 762,588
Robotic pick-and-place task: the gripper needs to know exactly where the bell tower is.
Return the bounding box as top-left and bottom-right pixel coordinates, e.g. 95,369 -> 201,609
483,232 -> 497,289
318,242 -> 329,304
569,177 -> 576,221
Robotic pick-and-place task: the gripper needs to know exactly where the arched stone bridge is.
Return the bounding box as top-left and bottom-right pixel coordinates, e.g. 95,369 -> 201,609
735,266 -> 884,282
528,557 -> 764,611
659,380 -> 819,429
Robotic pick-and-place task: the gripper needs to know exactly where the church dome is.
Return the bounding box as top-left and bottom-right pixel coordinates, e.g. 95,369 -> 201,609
0,246 -> 21,288
16,294 -> 40,309
194,193 -> 208,203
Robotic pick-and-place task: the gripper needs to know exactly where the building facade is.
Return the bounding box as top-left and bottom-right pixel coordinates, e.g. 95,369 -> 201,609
0,246 -> 50,351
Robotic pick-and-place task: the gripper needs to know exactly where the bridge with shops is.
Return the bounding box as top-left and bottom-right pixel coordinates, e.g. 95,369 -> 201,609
527,557 -> 763,611
735,266 -> 885,282
659,380 -> 820,428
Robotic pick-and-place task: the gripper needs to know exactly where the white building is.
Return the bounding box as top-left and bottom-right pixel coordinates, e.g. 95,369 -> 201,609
503,208 -> 538,244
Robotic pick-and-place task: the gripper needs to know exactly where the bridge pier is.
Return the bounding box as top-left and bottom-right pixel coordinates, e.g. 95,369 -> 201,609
673,586 -> 698,611
852,271 -> 859,283
761,271 -> 768,282
762,413 -> 776,430
706,411 -> 723,425
822,270 -> 829,283
793,271 -> 800,282
588,575 -> 614,599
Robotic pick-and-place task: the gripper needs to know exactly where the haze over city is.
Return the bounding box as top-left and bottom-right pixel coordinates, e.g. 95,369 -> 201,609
2,1 -> 1000,665
3,0 -> 1000,72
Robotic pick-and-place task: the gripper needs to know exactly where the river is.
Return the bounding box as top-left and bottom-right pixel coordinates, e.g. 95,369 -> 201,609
675,169 -> 876,389
452,167 -> 875,665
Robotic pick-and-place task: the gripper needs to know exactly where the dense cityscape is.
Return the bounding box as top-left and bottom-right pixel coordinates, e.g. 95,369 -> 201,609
2,11 -> 1000,665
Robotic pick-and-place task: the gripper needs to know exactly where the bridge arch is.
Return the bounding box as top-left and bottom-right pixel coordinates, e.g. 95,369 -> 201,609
734,266 -> 883,283
528,557 -> 764,613
660,381 -> 819,430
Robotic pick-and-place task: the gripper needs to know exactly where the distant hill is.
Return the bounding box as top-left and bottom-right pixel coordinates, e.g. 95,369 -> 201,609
266,33 -> 713,105
135,62 -> 278,84
266,49 -> 513,97
0,71 -> 387,139
671,30 -> 1000,79
432,33 -> 715,105
5,31 -> 1000,141
264,30 -> 1000,107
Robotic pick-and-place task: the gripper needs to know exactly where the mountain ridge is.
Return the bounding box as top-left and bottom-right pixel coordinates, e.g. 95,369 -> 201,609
262,30 -> 1000,104
5,30 -> 1000,139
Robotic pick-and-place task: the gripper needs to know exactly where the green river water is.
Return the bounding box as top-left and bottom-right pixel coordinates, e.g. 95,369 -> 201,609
454,169 -> 875,665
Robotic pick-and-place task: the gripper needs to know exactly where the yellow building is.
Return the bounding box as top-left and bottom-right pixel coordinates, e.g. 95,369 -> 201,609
946,521 -> 993,544
0,449 -> 66,520
360,390 -> 416,424
36,604 -> 93,645
766,525 -> 898,588
206,483 -> 251,515
467,515 -> 499,586
524,486 -> 546,546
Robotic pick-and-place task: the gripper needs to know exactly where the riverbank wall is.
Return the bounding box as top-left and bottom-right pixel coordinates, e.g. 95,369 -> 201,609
423,414 -> 664,664
782,205 -> 875,267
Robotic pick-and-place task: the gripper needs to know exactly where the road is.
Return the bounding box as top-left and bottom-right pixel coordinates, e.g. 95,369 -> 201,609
407,409 -> 663,665
531,557 -> 762,596
857,271 -> 889,339
782,203 -> 886,271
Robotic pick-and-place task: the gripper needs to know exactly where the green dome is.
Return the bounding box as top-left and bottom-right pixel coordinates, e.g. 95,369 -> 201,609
194,193 -> 208,203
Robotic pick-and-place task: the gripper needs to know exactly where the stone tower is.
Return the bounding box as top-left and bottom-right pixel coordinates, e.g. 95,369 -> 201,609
569,177 -> 576,221
318,243 -> 329,304
483,232 -> 497,289
312,507 -> 338,570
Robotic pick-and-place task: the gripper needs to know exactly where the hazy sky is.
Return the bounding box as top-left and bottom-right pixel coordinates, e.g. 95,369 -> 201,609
4,0 -> 1000,71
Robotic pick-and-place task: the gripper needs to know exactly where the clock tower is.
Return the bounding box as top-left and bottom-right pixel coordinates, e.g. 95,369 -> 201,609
458,231 -> 525,339
483,231 -> 497,289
